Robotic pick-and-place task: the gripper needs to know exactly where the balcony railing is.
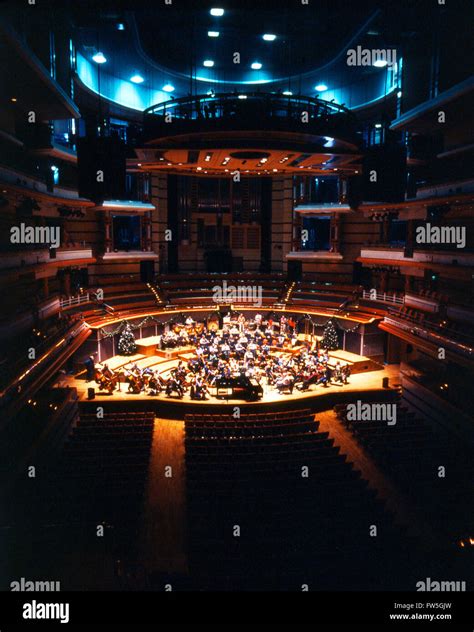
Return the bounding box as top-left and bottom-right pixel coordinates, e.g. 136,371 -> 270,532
362,290 -> 404,305
144,92 -> 359,143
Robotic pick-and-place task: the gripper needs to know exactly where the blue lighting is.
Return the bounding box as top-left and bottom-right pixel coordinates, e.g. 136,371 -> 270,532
251,62 -> 262,70
263,34 -> 276,41
210,8 -> 224,16
314,84 -> 328,92
162,84 -> 175,92
130,74 -> 145,84
92,52 -> 107,64
117,23 -> 125,31
283,90 -> 293,96
203,60 -> 215,67
208,30 -> 220,37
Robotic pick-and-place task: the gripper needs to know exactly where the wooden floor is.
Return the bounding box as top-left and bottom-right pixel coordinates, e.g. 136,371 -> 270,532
138,418 -> 188,576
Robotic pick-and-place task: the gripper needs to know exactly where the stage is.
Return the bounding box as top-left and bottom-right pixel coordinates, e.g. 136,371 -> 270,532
64,347 -> 399,414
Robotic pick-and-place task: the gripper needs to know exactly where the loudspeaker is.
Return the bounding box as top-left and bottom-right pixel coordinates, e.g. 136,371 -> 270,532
77,136 -> 126,203
87,387 -> 95,400
287,260 -> 302,281
362,144 -> 407,203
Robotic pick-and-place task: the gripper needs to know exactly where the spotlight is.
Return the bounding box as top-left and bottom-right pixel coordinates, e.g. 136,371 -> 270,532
162,84 -> 175,92
92,52 -> 107,64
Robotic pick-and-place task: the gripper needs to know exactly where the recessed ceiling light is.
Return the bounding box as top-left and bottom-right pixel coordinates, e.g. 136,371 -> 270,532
282,90 -> 293,96
162,84 -> 175,92
208,30 -> 220,37
203,60 -> 214,67
210,8 -> 224,16
130,74 -> 144,84
251,62 -> 262,70
92,52 -> 107,64
263,34 -> 276,41
314,84 -> 328,92
373,59 -> 388,67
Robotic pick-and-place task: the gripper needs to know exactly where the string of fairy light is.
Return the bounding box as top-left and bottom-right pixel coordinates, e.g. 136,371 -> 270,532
98,313 -> 361,339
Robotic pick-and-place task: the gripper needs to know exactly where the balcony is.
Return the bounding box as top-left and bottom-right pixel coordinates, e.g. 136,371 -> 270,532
137,92 -> 361,177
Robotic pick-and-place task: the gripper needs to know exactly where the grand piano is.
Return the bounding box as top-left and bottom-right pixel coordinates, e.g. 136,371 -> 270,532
211,375 -> 264,401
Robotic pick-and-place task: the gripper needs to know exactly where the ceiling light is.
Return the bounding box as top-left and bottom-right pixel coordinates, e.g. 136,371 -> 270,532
314,84 -> 328,92
130,74 -> 144,84
238,94 -> 247,99
282,90 -> 293,96
11,97 -> 17,102
251,62 -> 262,70
210,8 -> 224,16
162,84 -> 175,92
397,90 -> 402,98
92,52 -> 107,64
203,60 -> 214,67
375,123 -> 382,128
373,59 -> 388,67
263,34 -> 276,41
117,23 -> 125,31
208,30 -> 220,37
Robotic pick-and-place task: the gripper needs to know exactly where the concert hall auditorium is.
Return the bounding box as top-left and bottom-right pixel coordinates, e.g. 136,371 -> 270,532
0,0 -> 473,596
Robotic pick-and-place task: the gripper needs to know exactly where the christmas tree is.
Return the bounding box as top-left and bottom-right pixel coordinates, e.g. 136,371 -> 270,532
322,319 -> 339,350
118,322 -> 137,355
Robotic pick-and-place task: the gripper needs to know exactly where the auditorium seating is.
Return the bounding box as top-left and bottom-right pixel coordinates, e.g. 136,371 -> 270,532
335,402 -> 474,541
184,409 -> 412,590
289,280 -> 360,308
37,411 -> 155,546
159,273 -> 285,306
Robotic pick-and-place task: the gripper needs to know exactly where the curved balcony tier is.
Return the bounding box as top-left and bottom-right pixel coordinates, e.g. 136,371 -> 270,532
137,93 -> 361,176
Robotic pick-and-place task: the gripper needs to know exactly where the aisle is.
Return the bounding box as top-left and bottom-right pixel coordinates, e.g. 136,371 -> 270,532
137,417 -> 188,576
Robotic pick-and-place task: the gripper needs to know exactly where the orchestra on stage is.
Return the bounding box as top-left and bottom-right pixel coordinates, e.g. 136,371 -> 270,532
91,313 -> 351,400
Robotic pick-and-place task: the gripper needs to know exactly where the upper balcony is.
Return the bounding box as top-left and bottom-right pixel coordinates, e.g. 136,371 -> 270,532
136,92 -> 361,177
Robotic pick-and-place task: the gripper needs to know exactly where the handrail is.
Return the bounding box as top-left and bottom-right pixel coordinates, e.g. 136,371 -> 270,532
362,290 -> 404,305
